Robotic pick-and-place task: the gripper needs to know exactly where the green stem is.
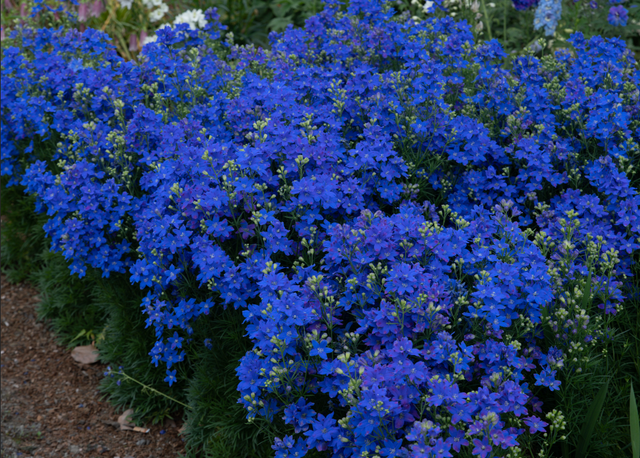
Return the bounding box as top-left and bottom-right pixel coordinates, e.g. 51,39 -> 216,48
116,370 -> 192,411
503,0 -> 507,41
481,0 -> 493,40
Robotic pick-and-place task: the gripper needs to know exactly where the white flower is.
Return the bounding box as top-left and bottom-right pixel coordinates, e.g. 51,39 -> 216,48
173,9 -> 208,30
142,0 -> 165,8
142,34 -> 158,46
119,0 -> 134,9
141,23 -> 173,47
148,3 -> 168,22
422,0 -> 435,13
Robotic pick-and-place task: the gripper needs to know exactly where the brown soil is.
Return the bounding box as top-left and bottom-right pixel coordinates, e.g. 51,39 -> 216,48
1,275 -> 187,458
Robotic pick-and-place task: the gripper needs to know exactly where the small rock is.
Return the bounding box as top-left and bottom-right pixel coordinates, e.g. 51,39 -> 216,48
69,444 -> 81,454
136,439 -> 149,446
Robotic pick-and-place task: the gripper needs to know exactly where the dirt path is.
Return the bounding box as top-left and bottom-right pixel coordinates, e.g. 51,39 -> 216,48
1,275 -> 187,458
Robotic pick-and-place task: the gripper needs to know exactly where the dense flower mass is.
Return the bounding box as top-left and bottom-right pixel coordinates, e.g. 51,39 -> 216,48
2,0 -> 639,456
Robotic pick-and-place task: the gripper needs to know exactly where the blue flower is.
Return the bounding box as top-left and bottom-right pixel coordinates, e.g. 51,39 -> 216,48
309,340 -> 333,360
533,0 -> 562,36
607,5 -> 628,26
524,415 -> 549,433
164,370 -> 177,386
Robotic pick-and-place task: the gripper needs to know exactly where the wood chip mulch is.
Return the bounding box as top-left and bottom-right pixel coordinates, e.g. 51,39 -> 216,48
1,274 -> 187,458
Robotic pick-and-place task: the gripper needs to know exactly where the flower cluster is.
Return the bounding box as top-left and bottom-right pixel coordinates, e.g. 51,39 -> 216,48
143,8 -> 209,46
532,0 -> 637,36
2,0 -> 639,456
512,0 -> 539,11
533,0 -> 562,36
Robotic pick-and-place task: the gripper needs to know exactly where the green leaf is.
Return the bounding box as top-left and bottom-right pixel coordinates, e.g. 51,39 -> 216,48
631,383 -> 640,458
69,329 -> 87,344
267,16 -> 293,32
507,27 -> 523,39
576,377 -> 610,458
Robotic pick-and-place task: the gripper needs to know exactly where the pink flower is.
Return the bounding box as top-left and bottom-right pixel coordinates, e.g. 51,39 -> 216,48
78,2 -> 89,21
129,33 -> 138,51
90,0 -> 104,18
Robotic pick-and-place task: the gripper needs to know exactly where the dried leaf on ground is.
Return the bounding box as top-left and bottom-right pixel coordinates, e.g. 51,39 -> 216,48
117,408 -> 135,431
70,345 -> 99,364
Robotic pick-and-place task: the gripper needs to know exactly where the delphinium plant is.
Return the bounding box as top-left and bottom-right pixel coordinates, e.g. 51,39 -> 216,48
167,0 -> 326,48
398,0 -> 640,57
0,0 -> 216,61
2,0 -> 639,457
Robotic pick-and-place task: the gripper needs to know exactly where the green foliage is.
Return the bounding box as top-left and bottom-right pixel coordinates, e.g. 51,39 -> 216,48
180,306 -> 277,458
95,272 -> 188,425
0,178 -> 47,283
576,377 -> 610,458
177,0 -> 324,48
631,383 -> 640,458
33,250 -> 107,347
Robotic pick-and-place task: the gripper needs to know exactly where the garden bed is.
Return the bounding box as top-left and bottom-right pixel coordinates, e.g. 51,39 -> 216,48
1,1 -> 639,458
0,274 -> 186,457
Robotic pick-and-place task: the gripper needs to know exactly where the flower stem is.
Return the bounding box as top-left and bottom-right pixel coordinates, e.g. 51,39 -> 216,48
481,0 -> 493,39
113,369 -> 192,410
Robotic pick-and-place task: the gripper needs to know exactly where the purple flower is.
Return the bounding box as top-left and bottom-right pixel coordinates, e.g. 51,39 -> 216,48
446,427 -> 469,453
608,5 -> 628,26
534,369 -> 561,391
524,415 -> 549,434
472,437 -> 492,458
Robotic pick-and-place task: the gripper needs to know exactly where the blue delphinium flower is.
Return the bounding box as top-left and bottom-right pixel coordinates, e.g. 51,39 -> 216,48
4,1 -> 640,456
309,340 -> 333,360
164,369 -> 177,386
512,0 -> 539,10
608,5 -> 628,25
534,0 -> 562,35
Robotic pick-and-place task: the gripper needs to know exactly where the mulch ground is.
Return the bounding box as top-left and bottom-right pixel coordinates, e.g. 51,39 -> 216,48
1,274 -> 187,458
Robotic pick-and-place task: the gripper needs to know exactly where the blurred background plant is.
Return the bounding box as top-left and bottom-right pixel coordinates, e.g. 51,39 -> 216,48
2,0 -> 637,59
0,0 -> 325,58
404,0 -> 640,56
